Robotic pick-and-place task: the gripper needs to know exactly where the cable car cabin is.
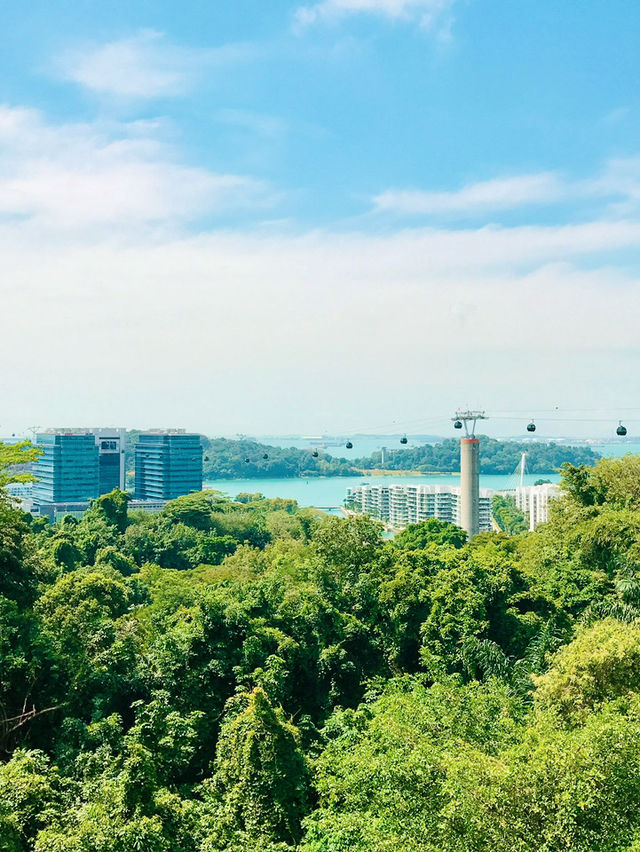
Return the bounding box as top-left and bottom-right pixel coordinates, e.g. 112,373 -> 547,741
454,420 -> 463,430
346,441 -> 353,449
245,458 -> 250,463
527,422 -> 536,433
263,453 -> 269,459
617,422 -> 628,436
312,450 -> 319,458
400,435 -> 408,444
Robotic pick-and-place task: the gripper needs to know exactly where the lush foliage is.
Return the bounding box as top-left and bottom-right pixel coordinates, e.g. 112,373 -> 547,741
492,493 -> 529,534
201,437 -> 354,479
0,441 -> 42,488
4,451 -> 640,849
361,436 -> 600,474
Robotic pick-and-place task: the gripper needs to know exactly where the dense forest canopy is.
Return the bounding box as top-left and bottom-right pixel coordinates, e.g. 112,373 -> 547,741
4,443 -> 640,849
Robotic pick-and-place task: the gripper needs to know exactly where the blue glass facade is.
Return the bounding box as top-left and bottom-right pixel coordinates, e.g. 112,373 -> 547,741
32,434 -> 100,505
97,438 -> 123,493
134,433 -> 203,500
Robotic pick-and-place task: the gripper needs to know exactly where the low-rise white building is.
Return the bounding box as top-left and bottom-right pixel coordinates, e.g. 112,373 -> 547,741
514,483 -> 561,530
345,483 -> 493,532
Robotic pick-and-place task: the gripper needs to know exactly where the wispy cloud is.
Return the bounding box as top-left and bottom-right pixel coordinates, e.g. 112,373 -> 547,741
215,108 -> 288,140
56,30 -> 255,99
373,173 -> 566,216
294,0 -> 457,36
0,106 -> 274,231
603,106 -> 630,125
373,159 -> 640,218
589,156 -> 640,215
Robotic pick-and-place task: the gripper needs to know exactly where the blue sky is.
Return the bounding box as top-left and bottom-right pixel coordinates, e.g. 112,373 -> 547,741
1,0 -> 640,437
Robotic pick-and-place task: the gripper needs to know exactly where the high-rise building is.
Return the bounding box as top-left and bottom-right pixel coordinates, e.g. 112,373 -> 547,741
134,431 -> 203,501
92,429 -> 126,493
32,428 -> 126,507
32,433 -> 100,505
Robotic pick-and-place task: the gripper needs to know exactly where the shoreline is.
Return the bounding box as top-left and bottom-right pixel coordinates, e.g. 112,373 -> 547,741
203,469 -> 569,483
353,468 -> 460,477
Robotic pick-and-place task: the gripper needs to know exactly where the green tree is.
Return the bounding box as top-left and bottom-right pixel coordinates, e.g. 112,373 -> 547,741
302,677 -> 517,852
492,494 -> 529,534
50,535 -> 83,572
533,617 -> 640,720
312,514 -> 383,580
203,688 -> 309,849
393,518 -> 467,550
0,440 -> 42,488
88,489 -> 130,534
0,750 -> 72,851
35,569 -> 139,717
0,499 -> 43,605
0,597 -> 60,754
94,545 -> 138,576
162,493 -> 219,531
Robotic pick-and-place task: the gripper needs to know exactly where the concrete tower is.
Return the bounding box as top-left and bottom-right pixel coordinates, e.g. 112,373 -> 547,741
452,410 -> 487,539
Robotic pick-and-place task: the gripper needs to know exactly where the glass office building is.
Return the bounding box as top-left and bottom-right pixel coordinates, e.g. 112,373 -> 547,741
32,433 -> 100,505
94,431 -> 126,493
134,432 -> 203,500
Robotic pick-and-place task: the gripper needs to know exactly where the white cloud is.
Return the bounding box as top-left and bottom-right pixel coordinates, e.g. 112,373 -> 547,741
2,216 -> 640,435
373,173 -> 566,215
373,159 -> 640,217
57,30 -> 254,99
588,156 -> 640,214
1,103 -> 639,435
294,0 -> 456,35
0,106 -> 273,230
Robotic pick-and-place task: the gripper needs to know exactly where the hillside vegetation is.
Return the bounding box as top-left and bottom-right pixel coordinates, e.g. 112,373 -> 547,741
201,437 -> 354,479
3,447 -> 640,850
361,435 -> 600,474
195,435 -> 600,479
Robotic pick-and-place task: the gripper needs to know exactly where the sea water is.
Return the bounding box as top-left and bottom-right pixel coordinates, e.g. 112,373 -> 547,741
204,472 -> 560,510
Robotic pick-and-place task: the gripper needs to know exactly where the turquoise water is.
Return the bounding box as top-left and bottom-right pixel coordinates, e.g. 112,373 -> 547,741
593,442 -> 640,458
204,472 -> 560,510
204,441 -> 640,510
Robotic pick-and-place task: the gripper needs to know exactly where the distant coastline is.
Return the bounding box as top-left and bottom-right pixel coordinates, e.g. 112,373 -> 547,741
192,436 -> 602,481
353,468 -> 460,477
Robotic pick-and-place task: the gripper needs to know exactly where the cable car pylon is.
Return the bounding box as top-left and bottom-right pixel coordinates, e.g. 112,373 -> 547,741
452,409 -> 487,540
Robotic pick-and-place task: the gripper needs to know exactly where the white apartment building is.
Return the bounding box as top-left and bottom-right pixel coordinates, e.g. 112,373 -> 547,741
345,483 -> 493,532
514,483 -> 561,531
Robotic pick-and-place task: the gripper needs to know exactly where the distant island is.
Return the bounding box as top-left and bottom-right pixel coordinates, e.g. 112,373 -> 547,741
193,435 -> 601,480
